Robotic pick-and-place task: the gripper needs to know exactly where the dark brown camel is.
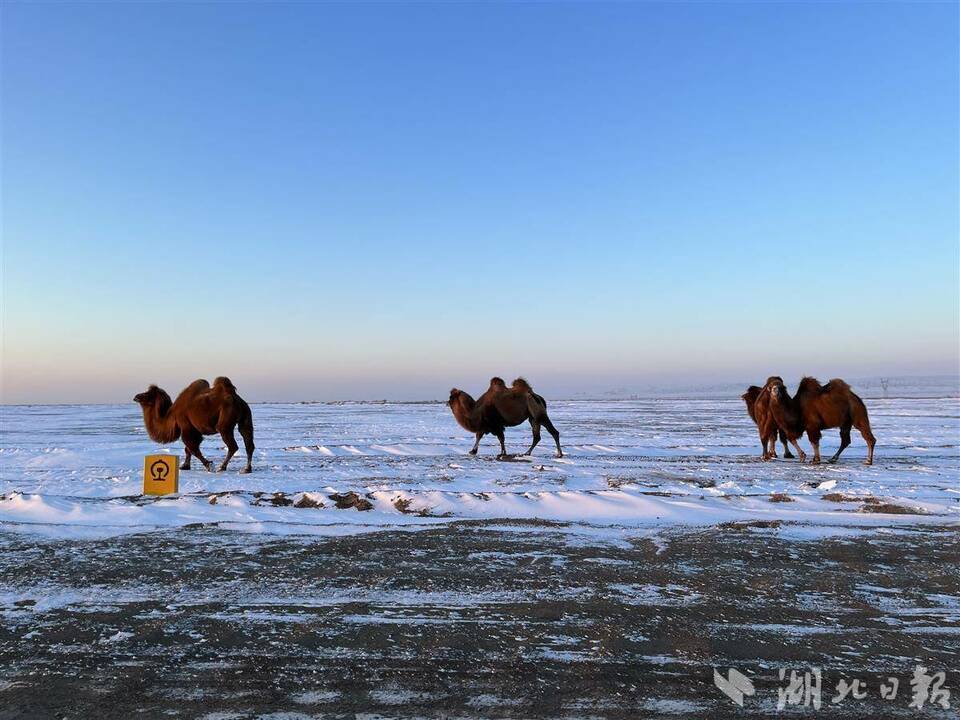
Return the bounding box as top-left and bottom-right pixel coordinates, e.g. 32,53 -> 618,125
767,376 -> 876,465
448,377 -> 562,458
134,377 -> 256,473
742,379 -> 794,460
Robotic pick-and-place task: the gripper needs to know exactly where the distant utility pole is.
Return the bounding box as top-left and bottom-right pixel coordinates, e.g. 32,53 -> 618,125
880,378 -> 890,397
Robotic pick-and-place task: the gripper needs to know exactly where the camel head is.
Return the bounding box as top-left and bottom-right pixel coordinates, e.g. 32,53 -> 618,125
133,384 -> 178,442
448,388 -> 464,408
448,388 -> 477,413
133,384 -> 174,414
766,377 -> 788,402
133,385 -> 162,406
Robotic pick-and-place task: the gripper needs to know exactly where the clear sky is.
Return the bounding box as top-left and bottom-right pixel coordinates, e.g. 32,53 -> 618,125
2,2 -> 957,403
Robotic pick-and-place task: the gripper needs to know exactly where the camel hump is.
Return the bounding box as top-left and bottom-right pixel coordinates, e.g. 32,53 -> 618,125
511,377 -> 532,392
213,376 -> 237,394
823,378 -> 851,393
175,379 -> 210,403
797,376 -> 823,394
742,385 -> 762,405
489,377 -> 507,389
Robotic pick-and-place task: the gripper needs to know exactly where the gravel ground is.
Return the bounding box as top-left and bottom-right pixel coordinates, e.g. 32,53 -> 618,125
1,522 -> 957,719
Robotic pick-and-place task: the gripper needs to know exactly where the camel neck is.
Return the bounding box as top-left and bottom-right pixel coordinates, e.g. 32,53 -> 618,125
143,398 -> 179,443
453,397 -> 482,433
778,395 -> 802,430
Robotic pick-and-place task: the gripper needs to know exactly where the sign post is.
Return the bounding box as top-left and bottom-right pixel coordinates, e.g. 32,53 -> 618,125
143,454 -> 179,495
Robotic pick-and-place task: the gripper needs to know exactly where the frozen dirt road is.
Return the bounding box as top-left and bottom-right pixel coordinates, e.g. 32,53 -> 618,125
1,522 -> 957,719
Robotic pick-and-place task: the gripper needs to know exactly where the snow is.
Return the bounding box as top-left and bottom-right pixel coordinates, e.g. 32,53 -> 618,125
0,396 -> 957,538
99,630 -> 134,643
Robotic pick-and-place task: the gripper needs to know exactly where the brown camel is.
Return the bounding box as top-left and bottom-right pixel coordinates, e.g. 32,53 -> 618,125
742,379 -> 794,460
134,377 -> 255,473
448,377 -> 562,458
767,376 -> 876,465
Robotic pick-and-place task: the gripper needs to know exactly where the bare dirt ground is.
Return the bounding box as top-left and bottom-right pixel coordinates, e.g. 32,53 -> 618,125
1,523 -> 957,719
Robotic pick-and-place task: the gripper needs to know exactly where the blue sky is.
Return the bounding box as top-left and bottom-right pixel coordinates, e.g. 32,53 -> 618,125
2,2 -> 957,402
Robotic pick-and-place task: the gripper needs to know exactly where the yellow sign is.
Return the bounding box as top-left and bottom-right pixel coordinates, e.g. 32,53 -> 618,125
143,454 -> 179,495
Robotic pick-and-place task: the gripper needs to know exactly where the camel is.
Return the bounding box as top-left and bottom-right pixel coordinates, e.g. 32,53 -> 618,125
448,377 -> 562,458
134,377 -> 255,473
741,379 -> 794,460
767,376 -> 876,465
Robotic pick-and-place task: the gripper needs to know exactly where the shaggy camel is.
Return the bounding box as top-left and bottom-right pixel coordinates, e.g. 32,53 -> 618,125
767,376 -> 876,465
134,377 -> 255,473
448,377 -> 562,458
742,380 -> 794,460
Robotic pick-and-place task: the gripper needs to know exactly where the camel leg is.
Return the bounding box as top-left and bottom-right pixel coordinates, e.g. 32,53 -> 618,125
789,437 -> 807,463
495,430 -> 507,458
218,423 -> 239,472
808,428 -> 822,464
858,423 -> 876,466
238,416 -> 255,474
182,429 -> 212,472
180,448 -> 192,471
762,430 -> 777,460
829,423 -> 852,463
525,419 -> 542,456
539,416 -> 562,458
758,430 -> 768,460
779,429 -> 794,459
469,431 -> 484,455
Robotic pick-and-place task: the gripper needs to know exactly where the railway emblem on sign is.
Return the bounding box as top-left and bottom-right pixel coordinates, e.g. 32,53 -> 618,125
143,454 -> 179,495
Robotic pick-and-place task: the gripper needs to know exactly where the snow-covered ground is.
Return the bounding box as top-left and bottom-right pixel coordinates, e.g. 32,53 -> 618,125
1,395 -> 958,718
1,396 -> 957,538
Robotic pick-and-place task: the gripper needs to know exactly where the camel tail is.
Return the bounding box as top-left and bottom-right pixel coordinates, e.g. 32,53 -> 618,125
742,386 -> 762,422
238,397 -> 254,433
849,390 -> 872,429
